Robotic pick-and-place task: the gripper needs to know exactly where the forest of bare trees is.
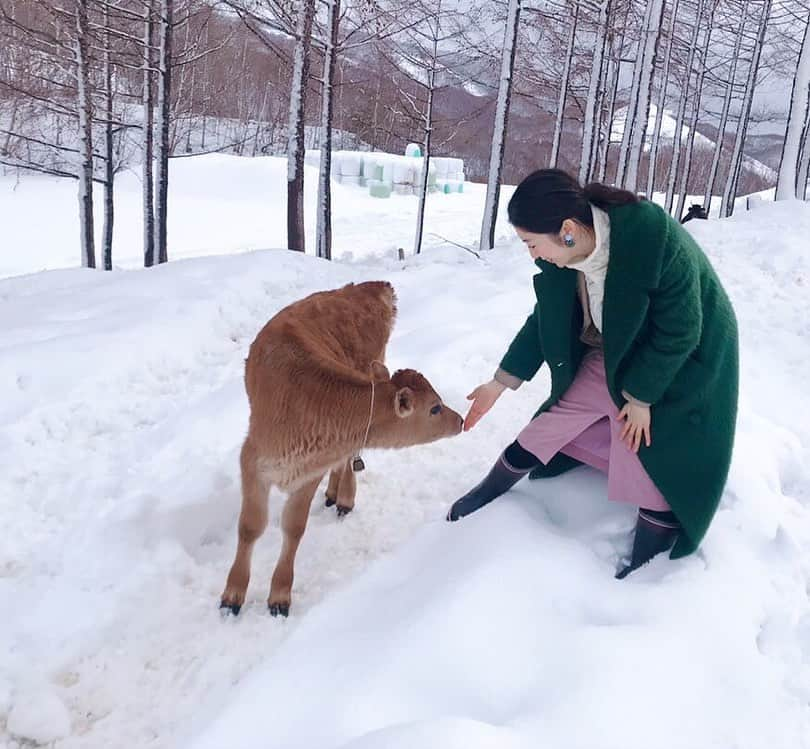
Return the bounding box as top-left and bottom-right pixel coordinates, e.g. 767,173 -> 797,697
0,0 -> 808,265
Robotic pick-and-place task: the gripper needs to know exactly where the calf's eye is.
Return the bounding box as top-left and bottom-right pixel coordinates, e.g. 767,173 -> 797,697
430,405 -> 442,415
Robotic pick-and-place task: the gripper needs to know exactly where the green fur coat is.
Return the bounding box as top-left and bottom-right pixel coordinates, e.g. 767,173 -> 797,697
499,200 -> 739,558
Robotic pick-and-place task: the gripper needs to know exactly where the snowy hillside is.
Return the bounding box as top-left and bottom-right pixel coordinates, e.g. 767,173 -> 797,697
1,157 -> 809,749
611,105 -> 778,182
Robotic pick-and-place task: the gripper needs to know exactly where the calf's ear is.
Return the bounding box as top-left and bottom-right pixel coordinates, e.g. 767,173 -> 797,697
394,387 -> 414,418
370,360 -> 390,382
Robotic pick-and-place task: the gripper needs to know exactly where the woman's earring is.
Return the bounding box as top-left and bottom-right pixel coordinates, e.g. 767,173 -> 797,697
564,233 -> 575,248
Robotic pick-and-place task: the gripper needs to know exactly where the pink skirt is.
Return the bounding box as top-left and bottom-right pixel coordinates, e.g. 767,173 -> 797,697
516,347 -> 671,511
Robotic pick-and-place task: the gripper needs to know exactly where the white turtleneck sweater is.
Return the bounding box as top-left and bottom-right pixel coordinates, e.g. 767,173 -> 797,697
566,204 -> 610,334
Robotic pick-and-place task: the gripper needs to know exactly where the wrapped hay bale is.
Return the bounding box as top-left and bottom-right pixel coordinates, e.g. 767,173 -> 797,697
368,179 -> 392,198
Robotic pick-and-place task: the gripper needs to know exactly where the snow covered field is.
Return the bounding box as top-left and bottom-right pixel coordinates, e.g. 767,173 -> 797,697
1,155 -> 809,749
0,155 -> 493,278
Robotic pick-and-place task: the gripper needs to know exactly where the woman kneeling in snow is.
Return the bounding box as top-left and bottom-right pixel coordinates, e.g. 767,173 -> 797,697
447,169 -> 739,579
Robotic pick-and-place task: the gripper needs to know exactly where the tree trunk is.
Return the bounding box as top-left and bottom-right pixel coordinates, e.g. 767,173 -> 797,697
480,0 -> 521,252
797,111 -> 810,199
590,22 -> 613,177
184,40 -> 198,154
101,9 -> 114,271
665,0 -> 705,213
646,0 -> 680,198
550,0 -> 577,168
617,0 -> 656,187
598,9 -> 629,182
414,5 -> 442,256
75,0 -> 96,269
143,0 -> 156,267
703,1 -> 746,211
776,15 -> 810,200
675,0 -> 715,220
720,0 -> 771,217
154,0 -> 173,264
579,0 -> 610,184
316,0 -> 341,260
622,0 -> 667,193
3,97 -> 19,157
252,84 -> 271,157
287,0 -> 316,253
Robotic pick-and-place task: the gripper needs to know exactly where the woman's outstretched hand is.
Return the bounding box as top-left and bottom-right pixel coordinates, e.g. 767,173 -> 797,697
464,379 -> 506,431
617,401 -> 651,453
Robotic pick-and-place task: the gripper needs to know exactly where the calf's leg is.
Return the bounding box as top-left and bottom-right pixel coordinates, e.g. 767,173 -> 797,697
269,474 -> 323,616
325,466 -> 341,507
220,438 -> 270,616
324,460 -> 357,517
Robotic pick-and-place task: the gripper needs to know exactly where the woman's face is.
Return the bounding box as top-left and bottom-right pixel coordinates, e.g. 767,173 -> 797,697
514,220 -> 592,267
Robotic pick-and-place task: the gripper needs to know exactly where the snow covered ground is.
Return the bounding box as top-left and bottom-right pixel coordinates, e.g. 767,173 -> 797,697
0,155 -> 491,278
1,156 -> 809,749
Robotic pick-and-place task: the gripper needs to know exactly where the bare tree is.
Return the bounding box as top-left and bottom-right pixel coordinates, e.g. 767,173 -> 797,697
646,0 -> 679,197
410,0 -> 443,256
720,0 -> 772,217
286,0 -> 316,252
0,1 -> 99,266
550,0 -> 577,168
597,0 -> 632,182
797,118 -> 810,198
480,0 -> 522,252
153,0 -> 172,263
101,0 -> 115,270
675,0 -> 715,219
617,0 -> 666,192
142,0 -> 157,266
776,10 -> 810,199
664,0 -> 706,212
579,0 -> 610,183
315,0 -> 340,260
703,0 -> 748,210
75,0 -> 97,268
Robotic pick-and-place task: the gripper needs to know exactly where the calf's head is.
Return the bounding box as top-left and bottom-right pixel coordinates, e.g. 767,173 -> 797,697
370,362 -> 463,448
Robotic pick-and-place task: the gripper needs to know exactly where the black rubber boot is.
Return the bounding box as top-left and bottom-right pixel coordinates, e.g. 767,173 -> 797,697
447,442 -> 537,521
615,509 -> 681,579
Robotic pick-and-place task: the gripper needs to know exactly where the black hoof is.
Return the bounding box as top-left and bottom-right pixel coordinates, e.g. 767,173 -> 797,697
268,602 -> 289,617
336,505 -> 352,518
325,495 -> 336,507
615,562 -> 636,580
219,601 -> 241,616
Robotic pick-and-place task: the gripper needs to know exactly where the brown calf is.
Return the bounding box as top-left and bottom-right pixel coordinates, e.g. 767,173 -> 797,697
220,281 -> 462,616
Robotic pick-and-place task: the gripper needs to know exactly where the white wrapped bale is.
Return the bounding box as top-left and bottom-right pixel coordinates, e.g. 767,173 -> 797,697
392,158 -> 416,186
405,142 -> 422,157
368,179 -> 392,198
339,152 -> 362,177
367,160 -> 384,182
746,194 -> 765,211
376,154 -> 397,185
445,157 -> 464,174
432,157 -> 451,178
413,159 -> 437,187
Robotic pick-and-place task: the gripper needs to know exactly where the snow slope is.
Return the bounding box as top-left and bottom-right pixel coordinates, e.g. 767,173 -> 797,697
1,156 -> 809,749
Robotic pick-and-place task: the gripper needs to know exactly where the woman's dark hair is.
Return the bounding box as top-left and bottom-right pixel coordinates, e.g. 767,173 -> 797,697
507,168 -> 639,234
